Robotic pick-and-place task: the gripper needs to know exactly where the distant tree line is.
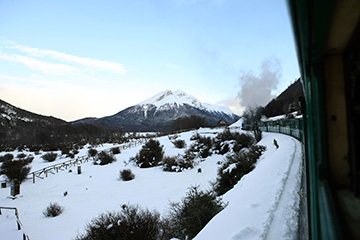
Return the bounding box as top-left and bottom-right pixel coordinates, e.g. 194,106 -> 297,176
0,123 -> 124,150
170,115 -> 209,132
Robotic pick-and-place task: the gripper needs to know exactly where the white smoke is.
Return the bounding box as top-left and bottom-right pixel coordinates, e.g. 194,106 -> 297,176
238,58 -> 281,108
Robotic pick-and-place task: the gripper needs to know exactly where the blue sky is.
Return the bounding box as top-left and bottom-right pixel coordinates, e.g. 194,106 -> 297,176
0,0 -> 299,121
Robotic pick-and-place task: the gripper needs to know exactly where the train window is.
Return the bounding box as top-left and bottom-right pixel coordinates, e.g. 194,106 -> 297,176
344,23 -> 360,197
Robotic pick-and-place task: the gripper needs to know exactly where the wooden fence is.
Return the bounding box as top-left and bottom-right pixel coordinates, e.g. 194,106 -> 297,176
29,156 -> 90,183
0,206 -> 30,240
28,138 -> 146,183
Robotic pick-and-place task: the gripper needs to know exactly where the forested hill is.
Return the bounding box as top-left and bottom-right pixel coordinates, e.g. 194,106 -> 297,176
0,99 -> 118,147
264,79 -> 304,118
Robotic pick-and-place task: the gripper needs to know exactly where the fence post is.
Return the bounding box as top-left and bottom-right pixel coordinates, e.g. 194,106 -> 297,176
0,208 -> 2,215
33,173 -> 35,184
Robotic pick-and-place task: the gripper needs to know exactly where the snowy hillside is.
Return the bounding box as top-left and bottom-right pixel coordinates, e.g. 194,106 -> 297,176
0,127 -> 303,240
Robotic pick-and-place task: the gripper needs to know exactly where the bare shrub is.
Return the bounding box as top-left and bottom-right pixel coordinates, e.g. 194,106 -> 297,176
75,205 -> 164,240
61,147 -> 70,155
120,169 -> 135,181
0,160 -> 31,183
88,148 -> 98,157
182,148 -> 196,162
111,147 -> 121,155
134,139 -> 164,168
43,203 -> 64,217
162,155 -> 194,172
167,186 -> 225,240
16,153 -> 27,159
0,153 -> 14,163
41,152 -> 57,162
96,151 -> 116,165
213,145 -> 266,196
188,134 -> 213,159
172,139 -> 186,149
72,149 -> 79,155
23,155 -> 34,165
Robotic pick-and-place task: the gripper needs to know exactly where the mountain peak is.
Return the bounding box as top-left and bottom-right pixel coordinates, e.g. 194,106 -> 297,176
138,89 -> 203,109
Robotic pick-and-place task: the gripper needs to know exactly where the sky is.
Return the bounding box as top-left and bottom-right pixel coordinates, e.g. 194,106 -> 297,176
0,0 -> 300,121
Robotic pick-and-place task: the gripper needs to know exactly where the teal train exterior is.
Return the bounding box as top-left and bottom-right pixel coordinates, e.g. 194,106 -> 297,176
266,1 -> 360,239
257,118 -> 304,142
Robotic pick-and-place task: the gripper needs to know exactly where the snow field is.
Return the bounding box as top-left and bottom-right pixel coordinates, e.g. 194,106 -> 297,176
0,129 -> 219,240
0,127 -> 303,240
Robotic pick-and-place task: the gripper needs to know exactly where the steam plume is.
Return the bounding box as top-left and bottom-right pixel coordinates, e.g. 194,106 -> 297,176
238,58 -> 281,108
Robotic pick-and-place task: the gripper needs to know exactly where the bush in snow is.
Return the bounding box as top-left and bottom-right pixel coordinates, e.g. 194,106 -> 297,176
188,134 -> 213,158
172,139 -> 186,149
16,153 -> 27,159
43,202 -> 64,217
134,139 -> 164,168
214,129 -> 254,154
75,205 -> 166,240
162,156 -> 178,172
120,169 -> 135,181
167,185 -> 225,240
162,155 -> 194,172
213,145 -> 266,196
22,155 -> 34,165
0,153 -> 14,163
61,146 -> 70,156
41,152 -> 57,162
0,159 -> 31,183
95,151 -> 116,165
88,148 -> 98,157
182,148 -> 196,162
111,146 -> 121,155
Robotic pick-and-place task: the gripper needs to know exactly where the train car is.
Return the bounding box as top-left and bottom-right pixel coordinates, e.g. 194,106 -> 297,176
241,122 -> 251,130
286,0 -> 360,239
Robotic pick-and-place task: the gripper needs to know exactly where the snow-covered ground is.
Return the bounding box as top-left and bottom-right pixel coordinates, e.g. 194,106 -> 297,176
194,133 -> 303,240
0,125 -> 303,240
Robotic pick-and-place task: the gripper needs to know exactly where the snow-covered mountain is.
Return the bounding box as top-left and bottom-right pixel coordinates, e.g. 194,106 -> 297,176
139,90 -> 234,116
73,90 -> 239,131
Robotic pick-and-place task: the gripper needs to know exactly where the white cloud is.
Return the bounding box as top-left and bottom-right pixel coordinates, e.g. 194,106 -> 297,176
0,51 -> 82,75
12,45 -> 126,74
